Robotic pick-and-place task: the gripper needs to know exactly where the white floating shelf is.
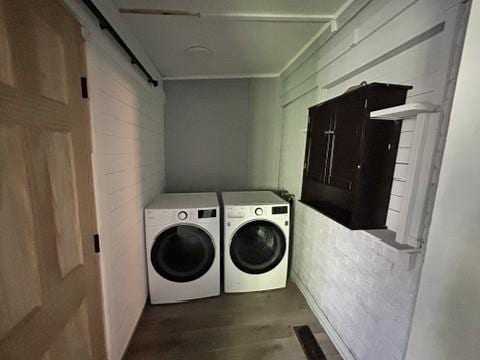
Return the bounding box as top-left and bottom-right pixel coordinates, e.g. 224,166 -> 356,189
370,102 -> 439,120
360,230 -> 421,270
362,229 -> 421,253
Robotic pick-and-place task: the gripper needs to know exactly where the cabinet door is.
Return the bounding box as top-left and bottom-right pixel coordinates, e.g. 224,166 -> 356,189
328,98 -> 365,190
304,105 -> 332,183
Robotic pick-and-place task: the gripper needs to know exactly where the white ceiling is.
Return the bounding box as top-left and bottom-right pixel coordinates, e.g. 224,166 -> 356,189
116,0 -> 348,78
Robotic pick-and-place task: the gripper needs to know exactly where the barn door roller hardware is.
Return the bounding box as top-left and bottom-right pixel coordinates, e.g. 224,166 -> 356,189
118,8 -> 334,23
81,0 -> 159,87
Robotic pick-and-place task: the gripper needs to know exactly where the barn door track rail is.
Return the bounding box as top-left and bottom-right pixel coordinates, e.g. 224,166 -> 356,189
81,0 -> 159,87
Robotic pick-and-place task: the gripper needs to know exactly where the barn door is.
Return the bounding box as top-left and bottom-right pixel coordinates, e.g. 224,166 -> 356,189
0,0 -> 105,358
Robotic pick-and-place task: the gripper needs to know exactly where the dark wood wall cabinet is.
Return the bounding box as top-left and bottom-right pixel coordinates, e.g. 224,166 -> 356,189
301,83 -> 412,230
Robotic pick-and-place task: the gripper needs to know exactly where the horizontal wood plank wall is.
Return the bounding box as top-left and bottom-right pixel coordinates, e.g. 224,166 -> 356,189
63,1 -> 165,359
388,119 -> 416,231
278,89 -> 318,198
87,42 -> 165,360
279,0 -> 464,224
278,0 -> 468,359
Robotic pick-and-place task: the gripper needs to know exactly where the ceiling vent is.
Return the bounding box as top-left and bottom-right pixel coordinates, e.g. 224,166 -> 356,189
184,46 -> 213,60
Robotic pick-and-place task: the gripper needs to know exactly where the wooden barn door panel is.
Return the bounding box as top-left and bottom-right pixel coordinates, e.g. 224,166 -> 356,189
0,0 -> 105,358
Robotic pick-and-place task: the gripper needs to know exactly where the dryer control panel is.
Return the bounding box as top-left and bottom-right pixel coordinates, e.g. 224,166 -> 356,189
225,205 -> 289,219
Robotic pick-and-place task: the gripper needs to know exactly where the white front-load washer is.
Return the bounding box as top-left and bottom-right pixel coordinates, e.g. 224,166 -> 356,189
222,191 -> 290,293
145,193 -> 220,304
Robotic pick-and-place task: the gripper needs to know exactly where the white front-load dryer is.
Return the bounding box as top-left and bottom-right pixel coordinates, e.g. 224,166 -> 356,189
145,193 -> 220,304
222,191 -> 290,293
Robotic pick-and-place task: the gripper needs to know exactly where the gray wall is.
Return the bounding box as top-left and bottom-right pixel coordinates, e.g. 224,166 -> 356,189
248,78 -> 282,190
164,79 -> 250,192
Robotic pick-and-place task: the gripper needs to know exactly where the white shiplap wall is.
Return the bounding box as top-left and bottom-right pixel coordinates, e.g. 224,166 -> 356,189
63,1 -> 166,358
278,0 -> 469,359
87,41 -> 165,360
387,118 -> 416,232
278,89 -> 318,197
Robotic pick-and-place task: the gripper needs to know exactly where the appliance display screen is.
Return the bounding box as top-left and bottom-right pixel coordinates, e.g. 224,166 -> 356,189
272,206 -> 288,214
198,209 -> 217,218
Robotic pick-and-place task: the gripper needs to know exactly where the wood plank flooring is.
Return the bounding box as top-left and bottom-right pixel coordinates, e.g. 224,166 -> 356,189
124,282 -> 342,360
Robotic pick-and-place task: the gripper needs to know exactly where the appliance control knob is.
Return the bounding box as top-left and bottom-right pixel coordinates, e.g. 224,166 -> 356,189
255,207 -> 263,216
178,211 -> 188,220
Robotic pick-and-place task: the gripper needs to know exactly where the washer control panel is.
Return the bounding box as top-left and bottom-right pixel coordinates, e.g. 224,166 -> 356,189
254,207 -> 263,216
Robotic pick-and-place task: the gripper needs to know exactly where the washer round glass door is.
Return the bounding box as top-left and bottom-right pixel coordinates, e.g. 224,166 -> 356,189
151,225 -> 215,282
230,220 -> 286,274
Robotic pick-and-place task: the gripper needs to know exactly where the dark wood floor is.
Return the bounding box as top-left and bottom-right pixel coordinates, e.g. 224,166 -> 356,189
124,282 -> 342,360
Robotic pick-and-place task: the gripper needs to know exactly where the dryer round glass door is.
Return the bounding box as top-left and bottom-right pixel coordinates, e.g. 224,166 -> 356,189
151,225 -> 215,282
230,220 -> 286,274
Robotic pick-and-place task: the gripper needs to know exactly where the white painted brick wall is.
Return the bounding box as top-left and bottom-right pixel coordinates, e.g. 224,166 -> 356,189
292,202 -> 422,360
279,0 -> 469,359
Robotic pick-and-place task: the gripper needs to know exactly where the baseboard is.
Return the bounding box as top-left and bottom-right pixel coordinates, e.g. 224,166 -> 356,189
290,271 -> 357,360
